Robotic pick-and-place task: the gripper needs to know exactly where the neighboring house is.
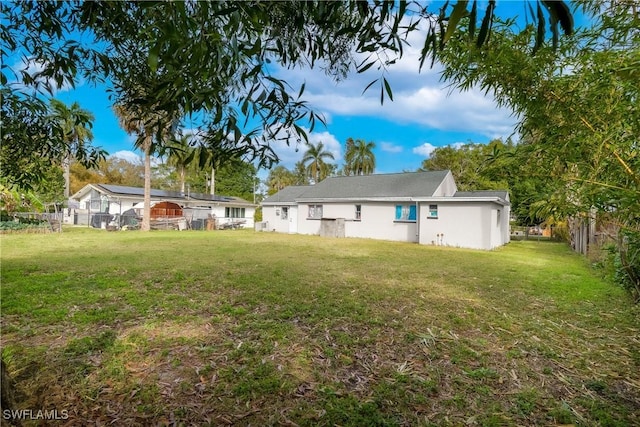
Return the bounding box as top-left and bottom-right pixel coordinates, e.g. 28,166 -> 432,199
262,170 -> 510,250
69,184 -> 255,229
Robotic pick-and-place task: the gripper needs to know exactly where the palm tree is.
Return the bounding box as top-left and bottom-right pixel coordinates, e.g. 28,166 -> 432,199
344,137 -> 376,175
114,103 -> 176,231
190,144 -> 220,196
266,165 -> 296,195
302,141 -> 335,184
166,134 -> 195,194
293,161 -> 310,185
49,99 -> 95,199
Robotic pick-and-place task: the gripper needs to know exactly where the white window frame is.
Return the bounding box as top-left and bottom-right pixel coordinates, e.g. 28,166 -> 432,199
308,204 -> 323,219
225,207 -> 246,218
395,204 -> 417,222
428,204 -> 438,219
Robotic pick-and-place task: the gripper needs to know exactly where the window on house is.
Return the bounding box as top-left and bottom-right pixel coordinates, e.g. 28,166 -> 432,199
225,207 -> 246,218
395,204 -> 417,222
428,204 -> 438,219
308,204 -> 323,219
497,209 -> 501,226
355,205 -> 361,221
281,206 -> 288,220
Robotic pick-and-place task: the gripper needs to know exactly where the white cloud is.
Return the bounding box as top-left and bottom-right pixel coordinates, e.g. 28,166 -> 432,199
110,150 -> 142,164
380,142 -> 403,153
412,142 -> 437,157
301,83 -> 516,139
110,150 -> 161,167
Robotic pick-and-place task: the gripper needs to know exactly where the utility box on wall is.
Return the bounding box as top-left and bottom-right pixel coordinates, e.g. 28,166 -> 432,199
320,218 -> 345,238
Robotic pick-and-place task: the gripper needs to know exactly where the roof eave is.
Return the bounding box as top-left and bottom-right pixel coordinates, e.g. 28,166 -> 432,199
296,197 -> 418,203
419,196 -> 510,206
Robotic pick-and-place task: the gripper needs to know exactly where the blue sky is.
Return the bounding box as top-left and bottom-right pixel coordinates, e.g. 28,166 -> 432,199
30,1 -> 586,179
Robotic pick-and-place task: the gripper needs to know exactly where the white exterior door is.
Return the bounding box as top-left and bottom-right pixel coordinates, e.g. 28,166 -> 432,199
289,207 -> 298,233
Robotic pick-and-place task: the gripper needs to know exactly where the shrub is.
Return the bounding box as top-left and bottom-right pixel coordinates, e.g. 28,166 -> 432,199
604,231 -> 640,303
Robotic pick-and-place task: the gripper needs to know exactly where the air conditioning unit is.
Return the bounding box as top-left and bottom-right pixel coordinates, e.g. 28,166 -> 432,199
254,221 -> 269,231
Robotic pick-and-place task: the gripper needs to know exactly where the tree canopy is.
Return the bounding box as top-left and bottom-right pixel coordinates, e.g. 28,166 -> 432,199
302,141 -> 336,184
2,0 -> 573,190
343,138 -> 376,176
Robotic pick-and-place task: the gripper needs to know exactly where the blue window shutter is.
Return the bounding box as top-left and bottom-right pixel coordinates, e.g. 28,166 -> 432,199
409,205 -> 417,221
395,205 -> 402,220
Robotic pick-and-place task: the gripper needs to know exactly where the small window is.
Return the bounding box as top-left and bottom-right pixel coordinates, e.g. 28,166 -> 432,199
428,204 -> 438,219
308,204 -> 323,219
355,205 -> 361,221
281,206 -> 288,220
497,209 -> 501,226
395,205 -> 416,222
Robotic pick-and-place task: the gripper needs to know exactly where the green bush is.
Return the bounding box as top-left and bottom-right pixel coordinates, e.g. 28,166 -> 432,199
604,231 -> 640,303
1,211 -> 48,225
0,221 -> 48,231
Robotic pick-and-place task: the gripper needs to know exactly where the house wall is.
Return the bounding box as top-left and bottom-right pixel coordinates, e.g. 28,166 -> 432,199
262,205 -> 296,233
297,202 -> 419,243
418,201 -> 508,250
266,198 -> 509,250
209,205 -> 255,229
419,202 -> 486,249
262,205 -> 278,232
296,204 -> 322,236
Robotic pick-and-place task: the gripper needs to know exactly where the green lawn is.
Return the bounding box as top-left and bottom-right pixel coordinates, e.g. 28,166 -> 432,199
1,228 -> 638,426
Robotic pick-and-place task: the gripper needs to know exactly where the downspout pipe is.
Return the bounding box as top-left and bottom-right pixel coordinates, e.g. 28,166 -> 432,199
414,199 -> 420,243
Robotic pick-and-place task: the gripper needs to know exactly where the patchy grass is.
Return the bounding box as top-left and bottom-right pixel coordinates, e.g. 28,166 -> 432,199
1,228 -> 639,425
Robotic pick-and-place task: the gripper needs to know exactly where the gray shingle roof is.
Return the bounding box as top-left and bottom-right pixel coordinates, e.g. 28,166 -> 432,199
262,186 -> 312,204
298,170 -> 450,200
93,184 -> 250,204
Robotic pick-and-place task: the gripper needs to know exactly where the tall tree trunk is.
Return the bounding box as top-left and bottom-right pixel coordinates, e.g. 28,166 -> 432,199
141,137 -> 152,231
179,166 -> 185,194
63,153 -> 71,200
210,167 -> 215,196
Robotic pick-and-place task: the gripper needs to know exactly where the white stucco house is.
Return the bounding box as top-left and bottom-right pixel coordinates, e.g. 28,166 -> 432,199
261,170 -> 510,250
69,184 -> 255,229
